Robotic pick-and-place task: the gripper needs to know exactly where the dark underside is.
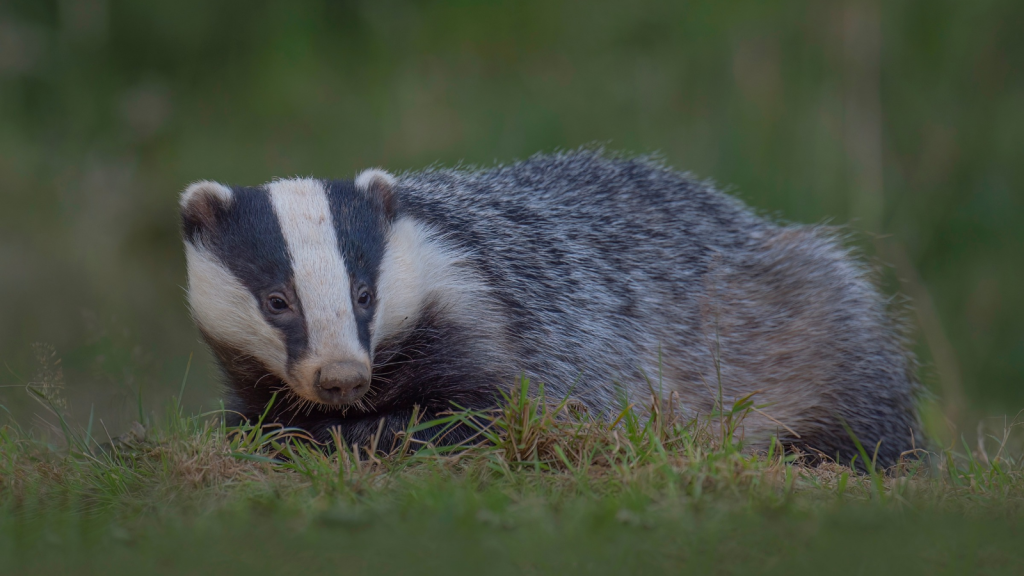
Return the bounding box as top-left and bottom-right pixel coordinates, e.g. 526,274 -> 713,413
214,301 -> 508,450
211,303 -> 918,466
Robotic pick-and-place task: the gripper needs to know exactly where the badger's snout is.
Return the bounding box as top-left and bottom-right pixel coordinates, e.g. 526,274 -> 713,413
314,361 -> 371,406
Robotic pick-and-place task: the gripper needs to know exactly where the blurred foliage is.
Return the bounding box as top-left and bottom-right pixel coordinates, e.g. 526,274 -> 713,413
0,0 -> 1021,430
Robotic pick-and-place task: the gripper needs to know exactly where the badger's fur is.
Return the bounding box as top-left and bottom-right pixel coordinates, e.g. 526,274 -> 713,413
181,151 -> 920,465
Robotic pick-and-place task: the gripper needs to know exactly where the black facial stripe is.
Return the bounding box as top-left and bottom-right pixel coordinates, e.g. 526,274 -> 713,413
324,179 -> 390,353
205,186 -> 309,366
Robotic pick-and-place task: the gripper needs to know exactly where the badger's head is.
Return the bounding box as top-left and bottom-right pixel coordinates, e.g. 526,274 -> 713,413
180,170 -> 400,408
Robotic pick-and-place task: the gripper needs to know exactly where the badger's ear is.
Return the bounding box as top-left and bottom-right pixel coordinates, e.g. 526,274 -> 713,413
355,168 -> 398,220
180,181 -> 233,243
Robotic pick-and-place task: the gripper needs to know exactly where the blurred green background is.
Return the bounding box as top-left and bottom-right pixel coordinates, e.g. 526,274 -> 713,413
0,0 -> 1021,433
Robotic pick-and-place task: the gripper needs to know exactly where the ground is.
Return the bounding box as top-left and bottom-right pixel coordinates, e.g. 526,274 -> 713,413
2,378 -> 1022,575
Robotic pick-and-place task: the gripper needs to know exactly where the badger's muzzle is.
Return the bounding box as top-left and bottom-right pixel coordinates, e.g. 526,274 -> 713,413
314,361 -> 371,406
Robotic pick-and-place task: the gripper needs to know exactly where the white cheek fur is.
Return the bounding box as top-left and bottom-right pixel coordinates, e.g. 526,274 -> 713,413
371,217 -> 495,349
185,242 -> 288,376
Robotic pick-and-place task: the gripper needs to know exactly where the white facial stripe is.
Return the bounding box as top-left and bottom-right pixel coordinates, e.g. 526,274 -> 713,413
266,179 -> 365,364
185,243 -> 288,374
372,217 -> 492,347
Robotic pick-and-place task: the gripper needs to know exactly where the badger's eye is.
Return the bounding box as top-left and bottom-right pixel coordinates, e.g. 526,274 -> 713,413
356,288 -> 373,308
266,294 -> 290,314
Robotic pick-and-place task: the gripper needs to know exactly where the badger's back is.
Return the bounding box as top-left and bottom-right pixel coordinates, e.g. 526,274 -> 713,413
181,151 -> 919,465
396,153 -> 918,463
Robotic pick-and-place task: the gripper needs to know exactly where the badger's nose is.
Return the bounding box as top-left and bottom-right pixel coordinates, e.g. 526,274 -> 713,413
315,361 -> 371,406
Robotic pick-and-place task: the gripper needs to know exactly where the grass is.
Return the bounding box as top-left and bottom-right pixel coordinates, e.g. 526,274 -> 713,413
1,374 -> 1023,575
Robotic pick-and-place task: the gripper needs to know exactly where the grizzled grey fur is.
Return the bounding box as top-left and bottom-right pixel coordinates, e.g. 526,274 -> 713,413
182,150 -> 920,466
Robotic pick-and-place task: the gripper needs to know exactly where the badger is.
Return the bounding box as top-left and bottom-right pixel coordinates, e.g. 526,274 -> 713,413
180,151 -> 919,466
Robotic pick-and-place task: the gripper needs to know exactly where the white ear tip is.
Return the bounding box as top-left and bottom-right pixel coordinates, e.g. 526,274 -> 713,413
181,180 -> 233,208
355,168 -> 395,190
